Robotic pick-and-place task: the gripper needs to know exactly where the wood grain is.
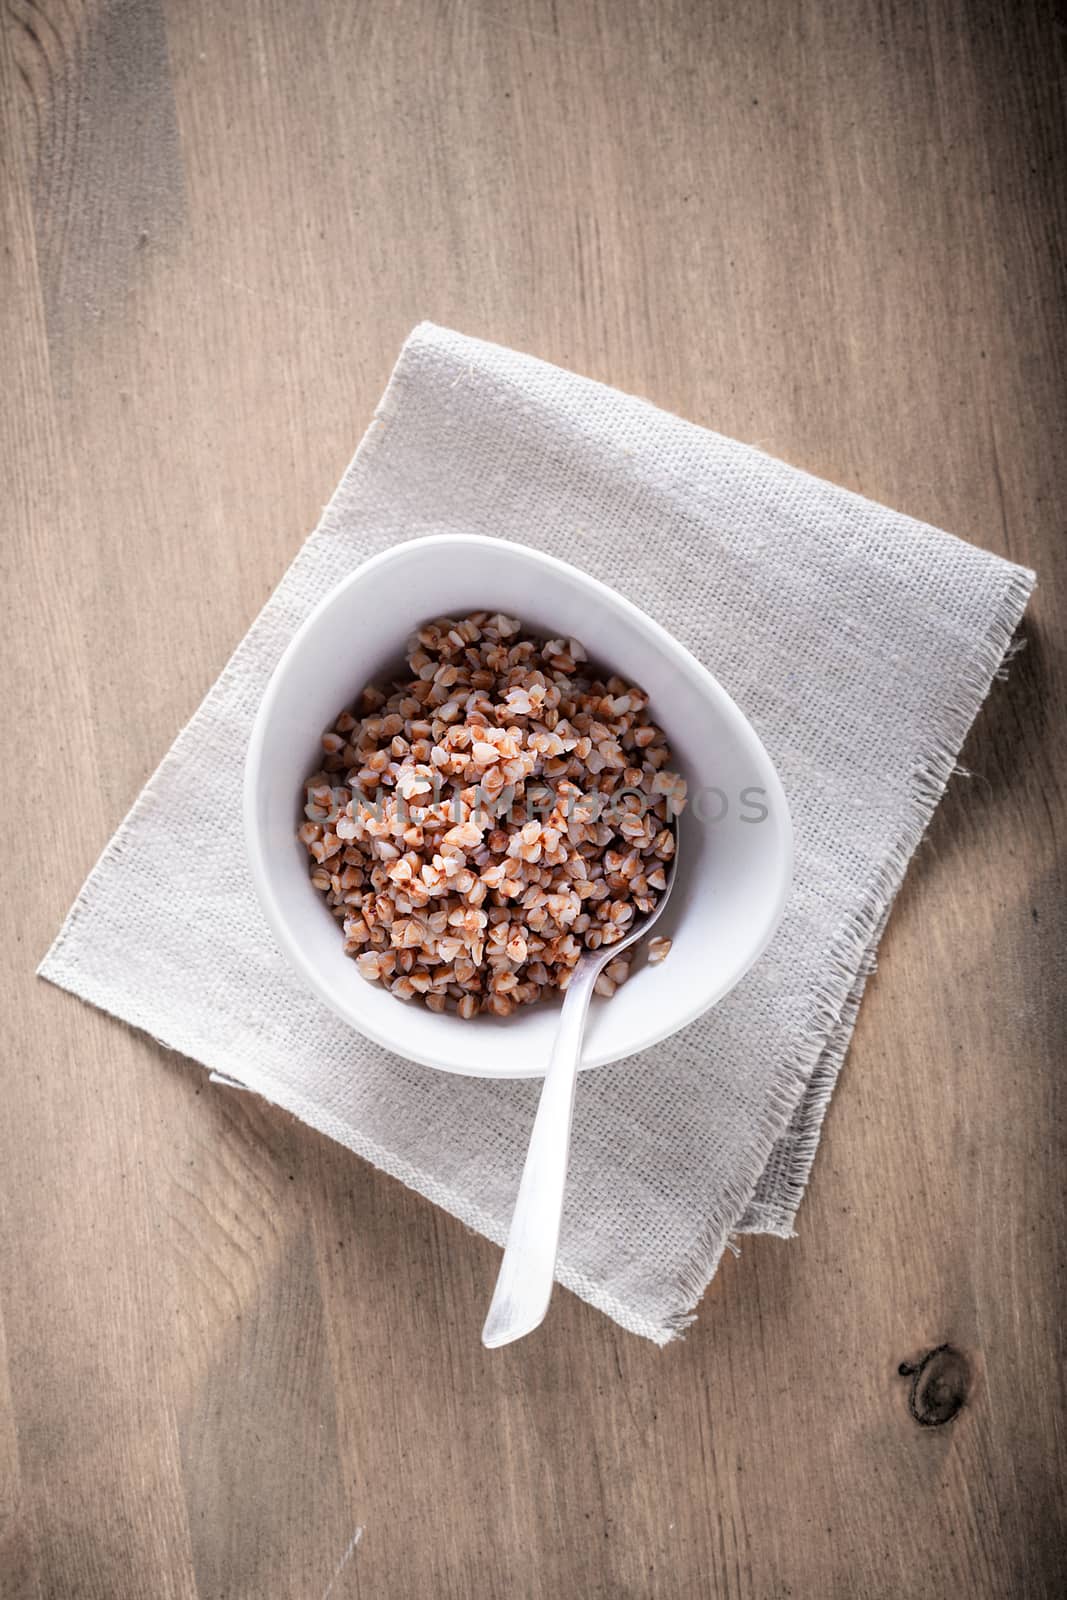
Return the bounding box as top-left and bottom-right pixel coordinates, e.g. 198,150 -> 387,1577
1,0 -> 1064,1595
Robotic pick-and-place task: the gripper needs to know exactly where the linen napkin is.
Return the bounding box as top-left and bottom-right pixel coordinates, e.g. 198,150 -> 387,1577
40,323 -> 1034,1343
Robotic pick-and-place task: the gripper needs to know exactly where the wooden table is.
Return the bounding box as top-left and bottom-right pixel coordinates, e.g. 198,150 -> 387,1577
2,2 -> 1063,1595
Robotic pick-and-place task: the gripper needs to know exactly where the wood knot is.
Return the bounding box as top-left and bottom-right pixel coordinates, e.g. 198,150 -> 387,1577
897,1344 -> 970,1426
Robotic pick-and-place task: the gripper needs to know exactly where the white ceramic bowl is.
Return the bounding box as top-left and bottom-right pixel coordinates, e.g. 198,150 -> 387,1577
244,535 -> 792,1078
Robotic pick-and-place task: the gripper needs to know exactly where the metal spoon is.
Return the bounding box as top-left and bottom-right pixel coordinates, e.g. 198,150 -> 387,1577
481,825 -> 679,1348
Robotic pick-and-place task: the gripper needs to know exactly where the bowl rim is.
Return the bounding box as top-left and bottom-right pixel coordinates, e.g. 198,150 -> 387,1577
244,533 -> 794,1075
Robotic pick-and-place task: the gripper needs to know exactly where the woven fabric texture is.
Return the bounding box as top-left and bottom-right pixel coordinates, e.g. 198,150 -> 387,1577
40,324 -> 1035,1343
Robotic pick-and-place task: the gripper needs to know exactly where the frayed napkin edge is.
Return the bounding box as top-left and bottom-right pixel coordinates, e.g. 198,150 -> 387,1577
659,561 -> 1035,1340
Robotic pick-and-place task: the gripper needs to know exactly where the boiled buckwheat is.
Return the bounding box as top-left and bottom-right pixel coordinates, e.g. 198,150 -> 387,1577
299,613 -> 685,1016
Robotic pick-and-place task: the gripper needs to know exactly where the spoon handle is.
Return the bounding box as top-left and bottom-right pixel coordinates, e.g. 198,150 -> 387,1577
481,955 -> 601,1348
